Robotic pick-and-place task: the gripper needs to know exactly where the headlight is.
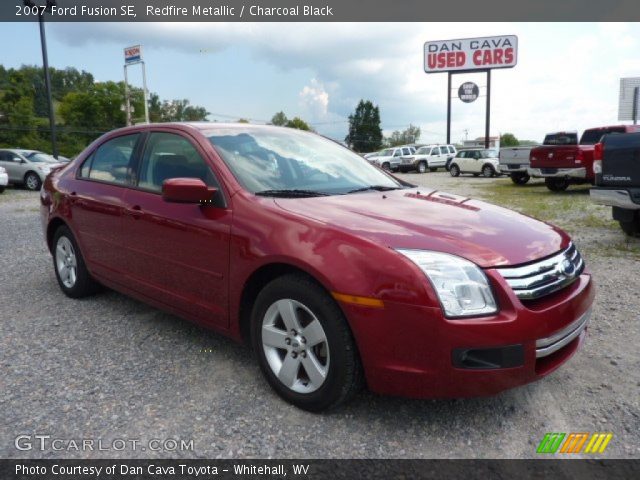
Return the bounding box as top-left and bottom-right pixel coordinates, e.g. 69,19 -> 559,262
396,249 -> 498,318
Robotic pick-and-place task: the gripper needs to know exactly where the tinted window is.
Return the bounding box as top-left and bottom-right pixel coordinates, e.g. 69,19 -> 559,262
138,132 -> 217,192
580,127 -> 626,145
402,148 -> 411,156
448,146 -> 455,154
0,151 -> 13,161
439,147 -> 448,155
543,133 -> 578,145
81,134 -> 139,184
457,151 -> 466,158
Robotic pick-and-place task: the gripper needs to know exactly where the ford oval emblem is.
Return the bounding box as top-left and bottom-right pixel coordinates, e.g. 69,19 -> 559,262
561,258 -> 575,276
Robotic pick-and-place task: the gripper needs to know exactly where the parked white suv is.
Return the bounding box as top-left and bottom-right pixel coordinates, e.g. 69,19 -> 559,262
399,144 -> 457,173
0,166 -> 8,193
369,146 -> 416,172
449,149 -> 501,177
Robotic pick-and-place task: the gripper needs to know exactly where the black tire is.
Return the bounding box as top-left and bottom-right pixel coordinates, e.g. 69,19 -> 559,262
510,172 -> 530,185
251,273 -> 363,411
381,162 -> 391,171
24,171 -> 42,191
0,186 -> 5,193
417,161 -> 427,174
52,225 -> 100,298
449,164 -> 460,177
619,215 -> 640,237
429,167 -> 438,172
482,164 -> 495,178
545,177 -> 570,192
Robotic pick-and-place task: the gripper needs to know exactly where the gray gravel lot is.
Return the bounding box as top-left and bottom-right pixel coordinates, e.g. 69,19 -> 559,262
1,175 -> 638,459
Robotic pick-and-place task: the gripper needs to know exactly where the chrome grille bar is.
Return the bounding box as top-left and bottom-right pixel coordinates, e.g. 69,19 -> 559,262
496,244 -> 585,300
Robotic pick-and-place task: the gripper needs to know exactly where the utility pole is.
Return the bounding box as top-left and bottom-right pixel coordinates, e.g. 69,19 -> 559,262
25,0 -> 58,158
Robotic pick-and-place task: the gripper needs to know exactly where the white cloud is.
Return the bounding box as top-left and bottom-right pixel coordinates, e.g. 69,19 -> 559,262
299,79 -> 330,119
51,22 -> 640,144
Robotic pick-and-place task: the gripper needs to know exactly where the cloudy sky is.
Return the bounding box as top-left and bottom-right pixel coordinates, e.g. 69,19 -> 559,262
2,22 -> 639,146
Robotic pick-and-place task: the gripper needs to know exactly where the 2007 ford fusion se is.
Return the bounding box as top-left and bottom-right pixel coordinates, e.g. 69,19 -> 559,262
41,123 -> 594,411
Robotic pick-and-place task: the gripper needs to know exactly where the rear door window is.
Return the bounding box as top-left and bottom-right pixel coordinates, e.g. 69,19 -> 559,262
80,134 -> 140,185
580,128 -> 625,145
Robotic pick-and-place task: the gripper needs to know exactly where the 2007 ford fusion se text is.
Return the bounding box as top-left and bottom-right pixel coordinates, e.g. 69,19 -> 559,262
40,123 -> 594,411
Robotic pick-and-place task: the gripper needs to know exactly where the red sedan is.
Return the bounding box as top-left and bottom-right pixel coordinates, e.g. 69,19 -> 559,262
41,123 -> 594,411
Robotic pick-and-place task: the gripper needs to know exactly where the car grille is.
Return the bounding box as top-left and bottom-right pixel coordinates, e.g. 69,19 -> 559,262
496,244 -> 584,300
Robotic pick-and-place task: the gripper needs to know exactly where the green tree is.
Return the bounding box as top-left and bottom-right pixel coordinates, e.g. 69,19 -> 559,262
500,132 -> 519,147
271,111 -> 288,126
386,124 -> 421,147
345,100 -> 383,152
236,118 -> 250,123
285,117 -> 311,131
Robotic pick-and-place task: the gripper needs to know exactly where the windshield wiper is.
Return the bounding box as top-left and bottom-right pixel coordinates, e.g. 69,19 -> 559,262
346,185 -> 403,194
255,189 -> 330,198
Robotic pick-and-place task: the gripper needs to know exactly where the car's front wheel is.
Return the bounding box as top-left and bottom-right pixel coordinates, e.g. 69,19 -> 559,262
417,161 -> 427,174
251,274 -> 363,411
449,164 -> 460,177
381,162 -> 391,171
52,226 -> 100,298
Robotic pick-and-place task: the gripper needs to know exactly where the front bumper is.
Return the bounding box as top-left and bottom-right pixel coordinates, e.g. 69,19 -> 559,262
590,188 -> 640,210
528,167 -> 586,179
340,269 -> 594,398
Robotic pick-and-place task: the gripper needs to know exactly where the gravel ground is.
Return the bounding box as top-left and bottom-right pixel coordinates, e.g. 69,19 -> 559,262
1,176 -> 638,460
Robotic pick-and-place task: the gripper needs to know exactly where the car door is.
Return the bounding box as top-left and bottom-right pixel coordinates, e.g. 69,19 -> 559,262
436,146 -> 449,167
430,147 -> 442,167
454,151 -> 467,171
0,150 -> 23,182
71,133 -> 142,278
121,130 -> 232,328
468,150 -> 483,172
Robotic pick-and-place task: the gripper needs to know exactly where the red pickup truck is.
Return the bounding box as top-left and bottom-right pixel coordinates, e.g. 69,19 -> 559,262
529,125 -> 640,191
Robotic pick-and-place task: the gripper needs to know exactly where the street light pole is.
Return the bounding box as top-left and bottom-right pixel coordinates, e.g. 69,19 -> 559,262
25,0 -> 58,159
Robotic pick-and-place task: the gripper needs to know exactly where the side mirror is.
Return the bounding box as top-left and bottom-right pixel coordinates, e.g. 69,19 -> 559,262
162,178 -> 217,204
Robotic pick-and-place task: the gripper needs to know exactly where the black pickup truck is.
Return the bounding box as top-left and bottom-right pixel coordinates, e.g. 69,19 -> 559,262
590,132 -> 640,235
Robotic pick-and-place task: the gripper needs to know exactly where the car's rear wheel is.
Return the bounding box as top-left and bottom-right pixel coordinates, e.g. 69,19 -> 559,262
24,172 -> 41,191
619,213 -> 640,237
417,161 -> 427,174
52,226 -> 100,298
510,172 -> 530,185
482,164 -> 495,177
0,186 -> 5,193
251,274 -> 363,411
381,162 -> 391,171
449,164 -> 460,177
545,177 -> 570,192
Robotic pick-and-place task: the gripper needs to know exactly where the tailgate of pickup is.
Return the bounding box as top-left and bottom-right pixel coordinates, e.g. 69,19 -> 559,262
600,133 -> 640,187
530,146 -> 588,168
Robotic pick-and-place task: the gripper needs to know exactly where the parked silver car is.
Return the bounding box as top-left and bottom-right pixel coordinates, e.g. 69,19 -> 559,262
0,149 -> 64,190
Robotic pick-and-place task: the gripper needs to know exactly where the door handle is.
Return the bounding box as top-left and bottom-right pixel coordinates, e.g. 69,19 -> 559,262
125,205 -> 144,219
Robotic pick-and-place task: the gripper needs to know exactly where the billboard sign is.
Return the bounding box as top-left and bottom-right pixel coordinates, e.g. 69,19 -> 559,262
124,45 -> 142,64
424,35 -> 518,73
618,77 -> 640,121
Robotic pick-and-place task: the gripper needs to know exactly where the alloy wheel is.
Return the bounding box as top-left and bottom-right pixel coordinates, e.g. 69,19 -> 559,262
261,299 -> 330,394
55,236 -> 78,288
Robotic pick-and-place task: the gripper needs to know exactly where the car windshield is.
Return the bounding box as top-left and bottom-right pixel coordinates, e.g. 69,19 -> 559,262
379,148 -> 394,157
24,152 -> 59,163
416,147 -> 429,154
207,127 -> 403,196
480,149 -> 497,158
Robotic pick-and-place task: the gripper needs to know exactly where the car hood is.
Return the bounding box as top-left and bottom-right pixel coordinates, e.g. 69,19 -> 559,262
274,188 -> 569,268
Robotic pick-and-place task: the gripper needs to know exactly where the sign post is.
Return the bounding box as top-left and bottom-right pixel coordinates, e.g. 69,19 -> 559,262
424,35 -> 518,148
123,45 -> 150,125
